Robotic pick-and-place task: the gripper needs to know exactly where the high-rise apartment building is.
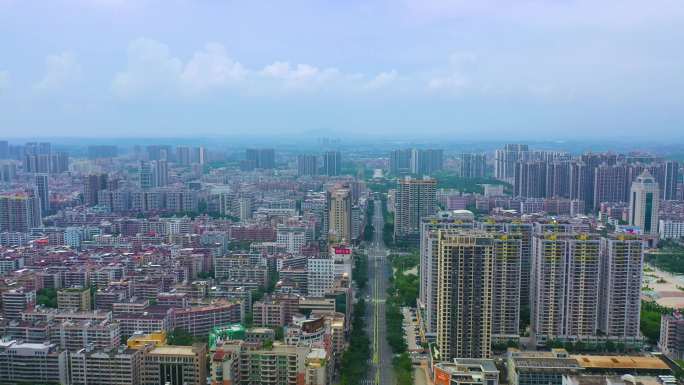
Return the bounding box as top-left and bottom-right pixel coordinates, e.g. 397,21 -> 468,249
87,145 -> 118,159
176,146 -> 191,166
297,154 -> 318,176
83,173 -> 108,206
593,163 -> 629,209
531,232 -> 601,345
245,148 -> 275,169
411,149 -> 443,175
495,144 -> 529,182
35,173 -> 50,215
323,150 -> 341,176
491,233 -> 523,341
514,161 -> 547,198
663,160 -> 679,200
307,257 -> 335,297
629,170 -> 660,234
419,214 -> 476,335
598,234 -> 643,340
394,176 -> 437,242
390,149 -> 412,175
327,186 -> 351,243
0,194 -> 42,232
154,160 -> 168,187
390,148 -> 443,176
545,161 -> 572,198
0,140 -> 8,159
436,230 -> 494,360
459,153 -> 487,178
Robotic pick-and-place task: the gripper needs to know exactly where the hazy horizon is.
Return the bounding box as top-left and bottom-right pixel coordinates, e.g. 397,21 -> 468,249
1,0 -> 684,140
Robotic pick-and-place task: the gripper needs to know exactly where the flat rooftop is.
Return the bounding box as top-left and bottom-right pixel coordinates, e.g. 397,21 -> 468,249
150,345 -> 196,356
572,355 -> 670,370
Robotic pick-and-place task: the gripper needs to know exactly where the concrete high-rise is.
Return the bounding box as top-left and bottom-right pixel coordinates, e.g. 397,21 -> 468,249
545,161 -> 572,198
35,173 -> 50,215
663,160 -> 679,201
531,231 -> 601,345
436,230 -> 494,360
419,214 -> 476,335
389,149 -> 412,175
629,170 -> 660,234
176,146 -> 191,166
0,194 -> 42,233
514,161 -> 547,198
245,148 -> 275,169
411,149 -> 443,175
83,173 -> 108,207
327,186 -> 351,243
297,154 -> 318,176
394,176 -> 437,242
495,144 -> 529,182
593,163 -> 629,210
154,160 -> 168,187
139,161 -> 153,189
323,150 -> 341,176
459,153 -> 486,178
490,233 -> 523,341
599,234 -> 643,340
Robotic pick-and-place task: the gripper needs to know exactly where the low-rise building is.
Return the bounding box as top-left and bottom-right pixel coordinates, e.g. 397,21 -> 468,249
507,349 -> 584,385
0,340 -> 69,385
70,346 -> 145,385
141,343 -> 207,385
57,287 -> 91,311
659,312 -> 684,361
434,358 -> 499,385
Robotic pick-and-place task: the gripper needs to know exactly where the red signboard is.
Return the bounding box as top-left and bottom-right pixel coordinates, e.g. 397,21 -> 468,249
334,247 -> 351,255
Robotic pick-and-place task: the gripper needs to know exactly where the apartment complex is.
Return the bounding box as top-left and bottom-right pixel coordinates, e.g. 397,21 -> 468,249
395,176 -> 437,242
436,230 -> 494,360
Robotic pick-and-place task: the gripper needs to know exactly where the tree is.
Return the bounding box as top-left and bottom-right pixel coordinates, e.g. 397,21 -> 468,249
167,327 -> 194,346
274,326 -> 284,341
37,288 -> 57,308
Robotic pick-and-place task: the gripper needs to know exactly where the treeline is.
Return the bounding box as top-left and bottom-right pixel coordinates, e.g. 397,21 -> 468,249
388,253 -> 420,307
646,245 -> 684,274
340,300 -> 371,385
353,252 -> 368,291
641,300 -> 673,344
385,254 -> 418,385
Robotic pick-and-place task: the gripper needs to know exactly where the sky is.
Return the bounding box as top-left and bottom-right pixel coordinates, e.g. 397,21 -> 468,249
1,0 -> 683,141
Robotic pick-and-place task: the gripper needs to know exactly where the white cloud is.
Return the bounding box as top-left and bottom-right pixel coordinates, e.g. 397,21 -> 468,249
35,51 -> 81,91
427,52 -> 476,92
112,38 -> 397,98
112,38 -> 183,97
113,38 -> 248,98
365,70 -> 398,89
261,61 -> 343,89
180,43 -> 247,92
428,74 -> 469,91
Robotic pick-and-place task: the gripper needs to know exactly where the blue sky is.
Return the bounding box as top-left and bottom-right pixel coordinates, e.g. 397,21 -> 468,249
1,0 -> 683,140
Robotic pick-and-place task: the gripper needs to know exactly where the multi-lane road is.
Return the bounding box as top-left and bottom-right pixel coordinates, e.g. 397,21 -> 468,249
365,199 -> 394,385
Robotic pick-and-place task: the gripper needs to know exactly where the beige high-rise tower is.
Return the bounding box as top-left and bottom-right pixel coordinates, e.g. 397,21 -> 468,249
629,170 -> 660,235
436,230 -> 494,360
328,186 -> 352,243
